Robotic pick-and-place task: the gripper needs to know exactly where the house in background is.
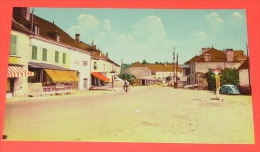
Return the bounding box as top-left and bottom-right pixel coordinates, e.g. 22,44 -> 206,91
126,62 -> 182,86
237,58 -> 251,94
184,47 -> 247,86
7,19 -> 35,98
75,35 -> 121,87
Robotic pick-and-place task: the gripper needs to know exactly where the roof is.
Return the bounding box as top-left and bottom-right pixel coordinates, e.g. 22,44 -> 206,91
237,58 -> 249,70
13,11 -> 85,50
12,19 -> 34,35
131,63 -> 182,72
12,7 -> 120,67
185,47 -> 247,64
28,62 -> 70,70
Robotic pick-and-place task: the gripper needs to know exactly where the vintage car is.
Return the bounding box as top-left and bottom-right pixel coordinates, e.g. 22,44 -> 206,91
219,84 -> 240,95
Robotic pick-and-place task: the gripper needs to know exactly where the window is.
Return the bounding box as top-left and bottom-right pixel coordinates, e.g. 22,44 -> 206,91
42,48 -> 47,61
62,53 -> 66,64
34,25 -> 39,35
55,51 -> 59,63
10,35 -> 17,55
94,62 -> 98,69
32,45 -> 38,60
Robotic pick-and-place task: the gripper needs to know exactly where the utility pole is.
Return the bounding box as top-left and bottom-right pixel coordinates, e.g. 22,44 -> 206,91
175,53 -> 178,89
173,47 -> 175,87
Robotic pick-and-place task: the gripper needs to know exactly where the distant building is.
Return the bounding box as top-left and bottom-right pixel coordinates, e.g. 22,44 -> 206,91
126,62 -> 182,86
184,47 -> 247,85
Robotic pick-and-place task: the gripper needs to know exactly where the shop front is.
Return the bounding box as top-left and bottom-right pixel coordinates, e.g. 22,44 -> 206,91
6,65 -> 34,98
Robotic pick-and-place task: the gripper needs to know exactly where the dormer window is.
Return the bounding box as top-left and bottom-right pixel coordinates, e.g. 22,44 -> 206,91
204,54 -> 211,62
34,25 -> 39,35
56,33 -> 60,42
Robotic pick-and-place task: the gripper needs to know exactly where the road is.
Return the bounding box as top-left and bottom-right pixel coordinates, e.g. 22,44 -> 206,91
3,86 -> 254,143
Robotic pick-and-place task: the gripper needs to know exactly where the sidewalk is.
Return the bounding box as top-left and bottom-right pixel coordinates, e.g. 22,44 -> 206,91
6,87 -> 122,102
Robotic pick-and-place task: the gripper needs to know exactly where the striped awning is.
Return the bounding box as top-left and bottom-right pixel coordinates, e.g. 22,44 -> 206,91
8,66 -> 34,78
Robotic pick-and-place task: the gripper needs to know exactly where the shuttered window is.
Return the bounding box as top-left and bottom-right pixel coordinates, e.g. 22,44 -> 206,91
62,53 -> 66,64
32,45 -> 37,60
10,35 -> 17,55
42,48 -> 47,61
55,51 -> 59,63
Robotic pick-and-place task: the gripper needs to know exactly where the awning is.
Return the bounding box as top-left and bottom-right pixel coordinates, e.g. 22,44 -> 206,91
8,66 -> 34,78
91,72 -> 110,82
54,70 -> 75,81
44,69 -> 63,82
44,69 -> 79,82
67,71 -> 79,81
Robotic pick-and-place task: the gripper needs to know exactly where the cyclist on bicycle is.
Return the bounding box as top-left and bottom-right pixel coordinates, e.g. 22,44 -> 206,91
123,80 -> 129,92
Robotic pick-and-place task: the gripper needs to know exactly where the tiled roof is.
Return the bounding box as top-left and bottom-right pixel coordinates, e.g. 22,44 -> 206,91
12,19 -> 34,34
131,63 -> 182,72
186,48 -> 247,64
12,8 -> 120,67
237,58 -> 249,70
13,11 -> 85,50
79,41 -> 120,66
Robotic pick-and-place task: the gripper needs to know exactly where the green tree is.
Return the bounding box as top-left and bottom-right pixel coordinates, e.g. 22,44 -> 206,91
142,59 -> 148,64
118,72 -> 135,85
205,68 -> 239,90
121,63 -> 131,73
205,69 -> 216,90
220,68 -> 239,85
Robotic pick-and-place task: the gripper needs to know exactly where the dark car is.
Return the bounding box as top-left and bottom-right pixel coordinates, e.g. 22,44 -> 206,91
219,84 -> 240,95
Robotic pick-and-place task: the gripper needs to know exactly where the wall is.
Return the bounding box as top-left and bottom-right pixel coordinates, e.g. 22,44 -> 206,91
30,38 -> 71,69
10,30 -> 31,97
27,83 -> 42,97
239,69 -> 249,86
126,67 -> 151,78
70,50 -> 91,90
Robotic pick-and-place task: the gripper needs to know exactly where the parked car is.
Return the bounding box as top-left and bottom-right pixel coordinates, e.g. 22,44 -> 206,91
219,84 -> 240,95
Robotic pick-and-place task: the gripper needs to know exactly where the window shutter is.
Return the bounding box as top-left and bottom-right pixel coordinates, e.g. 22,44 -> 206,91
10,35 -> 17,55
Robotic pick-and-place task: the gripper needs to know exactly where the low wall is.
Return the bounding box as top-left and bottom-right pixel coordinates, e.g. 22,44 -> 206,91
28,83 -> 42,97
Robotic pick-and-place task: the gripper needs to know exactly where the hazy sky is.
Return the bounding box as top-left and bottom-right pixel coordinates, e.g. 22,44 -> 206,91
33,8 -> 248,64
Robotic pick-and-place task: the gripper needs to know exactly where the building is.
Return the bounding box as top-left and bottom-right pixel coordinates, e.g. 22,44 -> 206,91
237,58 -> 251,94
126,62 -> 182,86
184,47 -> 247,85
7,19 -> 35,98
11,7 -> 91,96
74,35 -> 120,87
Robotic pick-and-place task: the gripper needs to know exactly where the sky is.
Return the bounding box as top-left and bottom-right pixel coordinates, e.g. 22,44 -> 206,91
32,8 -> 248,65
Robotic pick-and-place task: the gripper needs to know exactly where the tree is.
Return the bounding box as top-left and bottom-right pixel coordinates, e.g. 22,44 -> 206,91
121,63 -> 131,73
205,69 -> 216,90
118,72 -> 135,85
205,68 -> 239,90
220,68 -> 239,85
142,59 -> 148,64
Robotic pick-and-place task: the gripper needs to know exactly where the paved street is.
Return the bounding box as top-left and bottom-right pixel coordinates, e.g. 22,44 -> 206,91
3,86 -> 254,143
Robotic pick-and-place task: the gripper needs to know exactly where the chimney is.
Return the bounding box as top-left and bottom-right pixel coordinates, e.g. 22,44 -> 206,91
13,7 -> 30,21
106,52 -> 108,57
201,48 -> 208,54
75,34 -> 80,42
226,48 -> 234,62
